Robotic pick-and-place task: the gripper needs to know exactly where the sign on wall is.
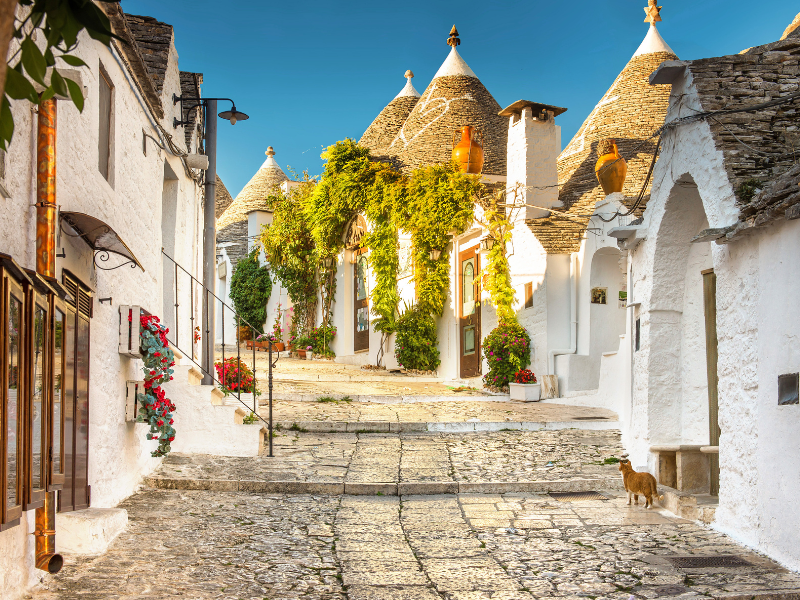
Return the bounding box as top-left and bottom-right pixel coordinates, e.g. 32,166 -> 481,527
591,287 -> 607,305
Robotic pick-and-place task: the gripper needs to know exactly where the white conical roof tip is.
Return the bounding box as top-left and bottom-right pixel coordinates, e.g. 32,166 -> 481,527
433,25 -> 477,79
632,23 -> 675,58
395,69 -> 421,99
261,147 -> 280,169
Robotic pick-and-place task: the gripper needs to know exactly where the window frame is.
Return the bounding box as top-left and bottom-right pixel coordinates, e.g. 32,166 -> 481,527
524,282 -> 534,309
98,64 -> 114,181
48,296 -> 66,491
1,271 -> 26,529
23,286 -> 49,510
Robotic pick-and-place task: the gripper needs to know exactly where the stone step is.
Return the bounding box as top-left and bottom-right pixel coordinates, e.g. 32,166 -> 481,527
270,419 -> 619,433
144,476 -> 624,496
264,393 -> 507,403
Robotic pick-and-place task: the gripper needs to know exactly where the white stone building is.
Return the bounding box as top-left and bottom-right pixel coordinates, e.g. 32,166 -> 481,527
619,16 -> 800,571
0,6 -> 259,598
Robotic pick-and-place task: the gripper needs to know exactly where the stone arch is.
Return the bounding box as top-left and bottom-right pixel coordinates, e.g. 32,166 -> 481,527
644,174 -> 713,446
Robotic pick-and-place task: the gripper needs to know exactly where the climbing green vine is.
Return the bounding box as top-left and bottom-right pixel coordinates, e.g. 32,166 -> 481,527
262,139 -> 482,369
476,188 -> 518,324
260,179 -> 318,336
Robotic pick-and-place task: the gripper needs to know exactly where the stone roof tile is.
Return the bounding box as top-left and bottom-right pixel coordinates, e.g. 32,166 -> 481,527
125,15 -> 173,95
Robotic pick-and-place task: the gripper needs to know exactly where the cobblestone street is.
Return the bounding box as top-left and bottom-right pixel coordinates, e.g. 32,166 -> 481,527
28,487 -> 800,600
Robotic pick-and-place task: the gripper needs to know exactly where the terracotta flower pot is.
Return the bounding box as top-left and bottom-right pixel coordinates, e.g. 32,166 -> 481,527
274,342 -> 285,352
297,350 -> 306,359
452,125 -> 484,174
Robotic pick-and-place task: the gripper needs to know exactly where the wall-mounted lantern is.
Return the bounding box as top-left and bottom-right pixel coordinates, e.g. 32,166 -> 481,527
429,249 -> 442,261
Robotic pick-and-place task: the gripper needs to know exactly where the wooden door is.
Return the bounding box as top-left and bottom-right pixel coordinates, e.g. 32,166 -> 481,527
459,248 -> 481,378
702,268 -> 720,496
60,275 -> 91,512
353,248 -> 369,352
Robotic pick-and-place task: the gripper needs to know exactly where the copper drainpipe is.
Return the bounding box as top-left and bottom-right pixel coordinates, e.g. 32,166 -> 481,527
34,96 -> 63,574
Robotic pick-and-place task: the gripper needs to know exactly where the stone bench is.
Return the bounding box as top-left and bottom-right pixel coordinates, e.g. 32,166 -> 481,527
649,445 -> 709,494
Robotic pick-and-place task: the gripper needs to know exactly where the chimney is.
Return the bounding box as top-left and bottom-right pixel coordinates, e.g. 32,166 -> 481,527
501,100 -> 567,221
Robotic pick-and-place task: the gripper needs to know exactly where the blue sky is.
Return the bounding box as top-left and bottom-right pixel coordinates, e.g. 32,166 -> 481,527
121,0 -> 797,197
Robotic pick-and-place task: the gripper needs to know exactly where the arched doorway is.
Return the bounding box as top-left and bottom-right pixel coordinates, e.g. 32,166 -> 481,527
645,174 -> 718,492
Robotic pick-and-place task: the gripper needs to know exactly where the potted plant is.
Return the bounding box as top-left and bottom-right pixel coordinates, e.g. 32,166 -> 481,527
271,304 -> 285,352
509,369 -> 540,401
214,357 -> 260,407
255,333 -> 271,351
306,345 -> 314,360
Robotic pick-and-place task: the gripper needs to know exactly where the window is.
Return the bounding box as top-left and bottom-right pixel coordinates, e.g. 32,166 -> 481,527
2,273 -> 25,528
524,282 -> 533,309
0,258 -> 62,529
98,68 -> 113,181
49,302 -> 65,489
635,318 -> 641,352
25,291 -> 48,509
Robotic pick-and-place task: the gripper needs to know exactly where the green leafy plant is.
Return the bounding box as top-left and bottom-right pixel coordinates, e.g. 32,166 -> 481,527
483,321 -> 531,390
477,189 -> 518,323
136,314 -> 176,457
261,179 -> 318,337
2,0 -> 120,149
308,324 -> 336,358
406,162 -> 480,318
229,247 -> 272,335
394,302 -> 440,372
242,412 -> 259,424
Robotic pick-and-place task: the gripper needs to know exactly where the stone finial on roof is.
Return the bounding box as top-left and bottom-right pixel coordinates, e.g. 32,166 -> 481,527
447,25 -> 460,47
644,0 -> 663,26
396,70 -> 421,99
405,70 -> 414,79
266,147 -> 275,157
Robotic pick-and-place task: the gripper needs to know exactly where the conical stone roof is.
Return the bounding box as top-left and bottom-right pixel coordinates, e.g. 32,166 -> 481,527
216,147 -> 289,231
388,27 -> 507,176
360,70 -> 420,159
529,17 -> 678,254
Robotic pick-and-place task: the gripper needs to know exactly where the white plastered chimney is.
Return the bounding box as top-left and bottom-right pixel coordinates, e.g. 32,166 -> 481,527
502,100 -> 566,221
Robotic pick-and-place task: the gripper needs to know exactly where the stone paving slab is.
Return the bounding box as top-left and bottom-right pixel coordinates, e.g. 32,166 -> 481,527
149,430 -> 625,488
258,399 -> 618,424
28,488 -> 800,600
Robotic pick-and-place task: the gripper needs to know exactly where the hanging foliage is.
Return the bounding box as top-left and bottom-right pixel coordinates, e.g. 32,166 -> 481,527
261,180 -> 318,335
405,162 -> 480,317
477,189 -> 518,324
229,247 -> 272,334
394,302 -> 440,372
136,314 -> 176,458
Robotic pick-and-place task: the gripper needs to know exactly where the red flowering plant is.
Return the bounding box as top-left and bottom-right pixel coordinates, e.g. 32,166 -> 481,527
514,369 -> 537,384
214,357 -> 259,397
135,314 -> 176,457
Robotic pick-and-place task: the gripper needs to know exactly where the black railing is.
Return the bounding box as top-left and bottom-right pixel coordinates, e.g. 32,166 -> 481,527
161,249 -> 277,456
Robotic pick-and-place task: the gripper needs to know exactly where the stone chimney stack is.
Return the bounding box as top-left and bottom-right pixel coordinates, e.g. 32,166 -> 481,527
501,100 -> 567,221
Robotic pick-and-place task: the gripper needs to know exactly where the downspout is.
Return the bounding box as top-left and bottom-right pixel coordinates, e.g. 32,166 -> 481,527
548,253 -> 578,382
34,97 -> 63,573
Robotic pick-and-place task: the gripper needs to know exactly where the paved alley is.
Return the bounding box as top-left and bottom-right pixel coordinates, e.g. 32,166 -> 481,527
28,487 -> 800,600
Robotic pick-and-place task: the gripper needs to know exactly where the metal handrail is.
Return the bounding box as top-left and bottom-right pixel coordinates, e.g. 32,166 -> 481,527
161,249 -> 276,456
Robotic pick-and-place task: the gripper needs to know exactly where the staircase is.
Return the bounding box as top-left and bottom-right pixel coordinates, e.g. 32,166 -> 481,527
163,347 -> 268,457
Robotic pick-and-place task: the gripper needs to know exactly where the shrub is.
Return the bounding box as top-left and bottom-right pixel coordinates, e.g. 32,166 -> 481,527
229,247 -> 272,334
214,357 -> 258,395
483,322 -> 531,390
309,324 -> 337,358
394,303 -> 440,372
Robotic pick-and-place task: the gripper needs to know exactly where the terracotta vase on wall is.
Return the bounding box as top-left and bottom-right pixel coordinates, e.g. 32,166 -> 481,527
594,139 -> 627,195
452,126 -> 484,174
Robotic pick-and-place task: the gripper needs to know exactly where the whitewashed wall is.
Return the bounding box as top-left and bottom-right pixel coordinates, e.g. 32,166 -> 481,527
0,28 -> 203,599
629,69 -> 800,571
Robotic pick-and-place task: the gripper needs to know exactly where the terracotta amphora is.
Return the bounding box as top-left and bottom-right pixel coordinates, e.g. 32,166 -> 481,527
594,139 -> 627,195
452,126 -> 484,174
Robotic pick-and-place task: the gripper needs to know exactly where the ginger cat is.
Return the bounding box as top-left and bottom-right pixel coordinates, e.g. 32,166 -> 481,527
618,460 -> 664,508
